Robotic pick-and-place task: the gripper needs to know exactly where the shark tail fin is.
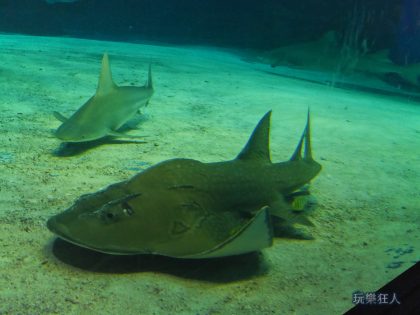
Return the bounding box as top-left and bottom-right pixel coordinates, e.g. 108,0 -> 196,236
236,110 -> 272,162
53,111 -> 68,123
396,62 -> 420,87
97,53 -> 117,96
290,108 -> 313,161
146,64 -> 153,90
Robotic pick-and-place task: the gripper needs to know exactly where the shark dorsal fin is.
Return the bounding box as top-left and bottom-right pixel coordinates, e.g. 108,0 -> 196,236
236,110 -> 272,162
96,53 -> 117,96
290,109 -> 313,161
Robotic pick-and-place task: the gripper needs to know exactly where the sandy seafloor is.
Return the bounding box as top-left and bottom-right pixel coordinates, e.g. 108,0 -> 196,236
0,34 -> 419,315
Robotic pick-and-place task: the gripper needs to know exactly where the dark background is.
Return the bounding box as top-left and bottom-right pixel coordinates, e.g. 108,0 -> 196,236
0,0 -> 418,62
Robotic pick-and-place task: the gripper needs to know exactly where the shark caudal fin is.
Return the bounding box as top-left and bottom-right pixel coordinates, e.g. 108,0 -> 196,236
53,111 -> 68,123
236,110 -> 272,162
96,53 -> 117,96
290,109 -> 313,161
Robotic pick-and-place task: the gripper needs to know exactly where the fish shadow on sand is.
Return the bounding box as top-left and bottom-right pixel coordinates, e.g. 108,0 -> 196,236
53,136 -> 148,157
48,238 -> 268,282
52,115 -> 149,156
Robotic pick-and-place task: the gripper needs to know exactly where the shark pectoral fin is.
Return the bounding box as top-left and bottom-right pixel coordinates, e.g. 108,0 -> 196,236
53,111 -> 68,122
269,197 -> 314,227
181,207 -> 273,259
107,130 -> 147,141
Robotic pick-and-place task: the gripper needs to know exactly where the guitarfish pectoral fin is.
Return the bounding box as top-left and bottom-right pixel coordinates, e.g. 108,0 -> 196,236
180,206 -> 273,259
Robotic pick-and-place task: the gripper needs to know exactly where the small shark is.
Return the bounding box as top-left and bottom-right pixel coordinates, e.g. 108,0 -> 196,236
259,32 -> 420,90
47,111 -> 322,258
54,53 -> 153,142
